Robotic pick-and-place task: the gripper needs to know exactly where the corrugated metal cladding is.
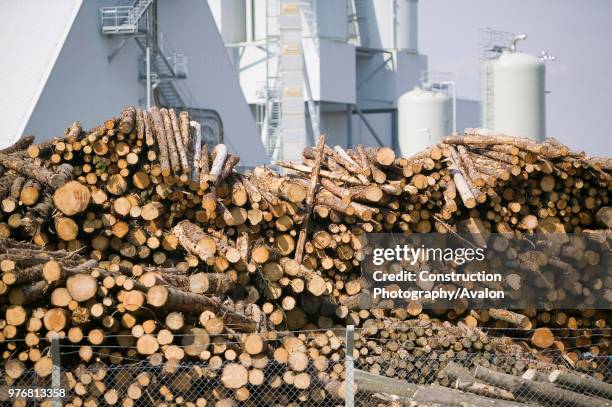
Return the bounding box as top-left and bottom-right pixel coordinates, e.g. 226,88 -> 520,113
0,0 -> 83,147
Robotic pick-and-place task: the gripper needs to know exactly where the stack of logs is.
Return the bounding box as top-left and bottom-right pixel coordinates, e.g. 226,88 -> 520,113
0,106 -> 610,406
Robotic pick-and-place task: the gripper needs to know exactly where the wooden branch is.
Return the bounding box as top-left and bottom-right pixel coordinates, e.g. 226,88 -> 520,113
295,134 -> 325,263
160,108 -> 181,175
209,144 -> 228,183
169,108 -> 190,175
190,121 -> 202,183
148,106 -> 171,176
474,364 -> 608,407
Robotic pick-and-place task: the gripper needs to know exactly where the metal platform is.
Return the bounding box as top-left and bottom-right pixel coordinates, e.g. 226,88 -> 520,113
99,0 -> 152,35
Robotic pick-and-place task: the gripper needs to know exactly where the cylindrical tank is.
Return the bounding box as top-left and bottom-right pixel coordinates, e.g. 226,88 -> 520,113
493,50 -> 545,141
208,0 -> 246,43
395,0 -> 418,52
365,0 -> 418,50
398,86 -> 451,157
251,0 -> 267,41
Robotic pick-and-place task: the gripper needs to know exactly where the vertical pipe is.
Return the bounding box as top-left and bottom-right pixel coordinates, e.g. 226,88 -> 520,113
347,104 -> 353,148
151,0 -> 158,45
440,81 -> 456,134
146,46 -> 152,108
51,335 -> 61,407
393,0 -> 397,50
448,82 -> 457,133
264,0 -> 270,152
345,325 -> 355,407
391,108 -> 398,153
451,84 -> 456,134
315,102 -> 321,139
246,0 -> 254,42
411,0 -> 418,52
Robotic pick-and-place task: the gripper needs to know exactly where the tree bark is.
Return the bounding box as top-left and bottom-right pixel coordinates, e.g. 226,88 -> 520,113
295,134 -> 325,263
209,144 -> 228,182
169,108 -> 190,175
119,106 -> 137,135
190,121 -> 202,183
474,364 -> 609,407
149,106 -> 171,176
160,108 -> 181,175
548,370 -> 612,400
146,285 -> 256,332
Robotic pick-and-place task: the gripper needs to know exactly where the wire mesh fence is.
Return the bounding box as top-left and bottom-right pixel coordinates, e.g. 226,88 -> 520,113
2,355 -> 347,406
1,328 -> 611,406
354,350 -> 612,406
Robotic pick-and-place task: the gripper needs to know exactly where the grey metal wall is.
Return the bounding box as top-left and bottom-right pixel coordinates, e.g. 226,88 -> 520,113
25,0 -> 143,140
25,0 -> 268,166
456,98 -> 480,133
157,0 -> 267,166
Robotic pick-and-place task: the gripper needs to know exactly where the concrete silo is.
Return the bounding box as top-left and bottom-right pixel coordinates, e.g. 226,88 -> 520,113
492,35 -> 546,141
398,85 -> 452,156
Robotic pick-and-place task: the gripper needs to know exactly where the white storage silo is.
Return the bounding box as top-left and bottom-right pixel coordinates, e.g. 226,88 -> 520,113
493,49 -> 546,141
398,86 -> 452,157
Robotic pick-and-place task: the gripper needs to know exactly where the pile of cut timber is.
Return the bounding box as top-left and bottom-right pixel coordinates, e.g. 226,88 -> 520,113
0,107 -> 610,406
355,361 -> 612,407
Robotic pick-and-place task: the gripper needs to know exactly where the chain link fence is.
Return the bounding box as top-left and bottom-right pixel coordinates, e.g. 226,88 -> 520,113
354,349 -> 612,406
1,328 -> 611,406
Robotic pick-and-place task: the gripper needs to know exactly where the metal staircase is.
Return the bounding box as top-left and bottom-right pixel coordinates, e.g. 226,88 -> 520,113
258,1 -> 323,160
480,28 -> 515,130
277,1 -> 308,161
136,36 -> 222,144
134,34 -> 187,103
347,0 -> 362,46
135,33 -> 188,108
299,0 -> 319,51
100,0 -> 153,35
265,98 -> 282,157
299,0 -> 321,144
100,0 -> 223,144
261,0 -> 282,158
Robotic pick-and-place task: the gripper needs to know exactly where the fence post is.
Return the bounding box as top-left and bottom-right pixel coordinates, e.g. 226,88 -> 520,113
51,335 -> 61,407
345,325 -> 355,407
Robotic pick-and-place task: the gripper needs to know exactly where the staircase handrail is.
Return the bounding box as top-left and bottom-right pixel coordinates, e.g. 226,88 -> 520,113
100,6 -> 133,30
100,0 -> 152,33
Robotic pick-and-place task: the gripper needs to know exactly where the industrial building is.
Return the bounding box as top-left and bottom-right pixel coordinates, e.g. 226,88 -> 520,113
0,0 -> 550,164
0,0 -> 268,166
209,0 -> 484,160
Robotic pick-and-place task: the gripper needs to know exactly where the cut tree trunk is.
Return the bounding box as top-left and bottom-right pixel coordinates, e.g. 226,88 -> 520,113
295,134 -> 325,263
548,370 -> 612,400
474,364 -> 609,407
147,285 -> 256,332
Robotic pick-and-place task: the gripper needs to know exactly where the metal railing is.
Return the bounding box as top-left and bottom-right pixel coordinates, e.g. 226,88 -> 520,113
100,6 -> 135,33
100,0 -> 153,35
347,0 -> 362,46
262,0 -> 282,159
479,27 -> 516,130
